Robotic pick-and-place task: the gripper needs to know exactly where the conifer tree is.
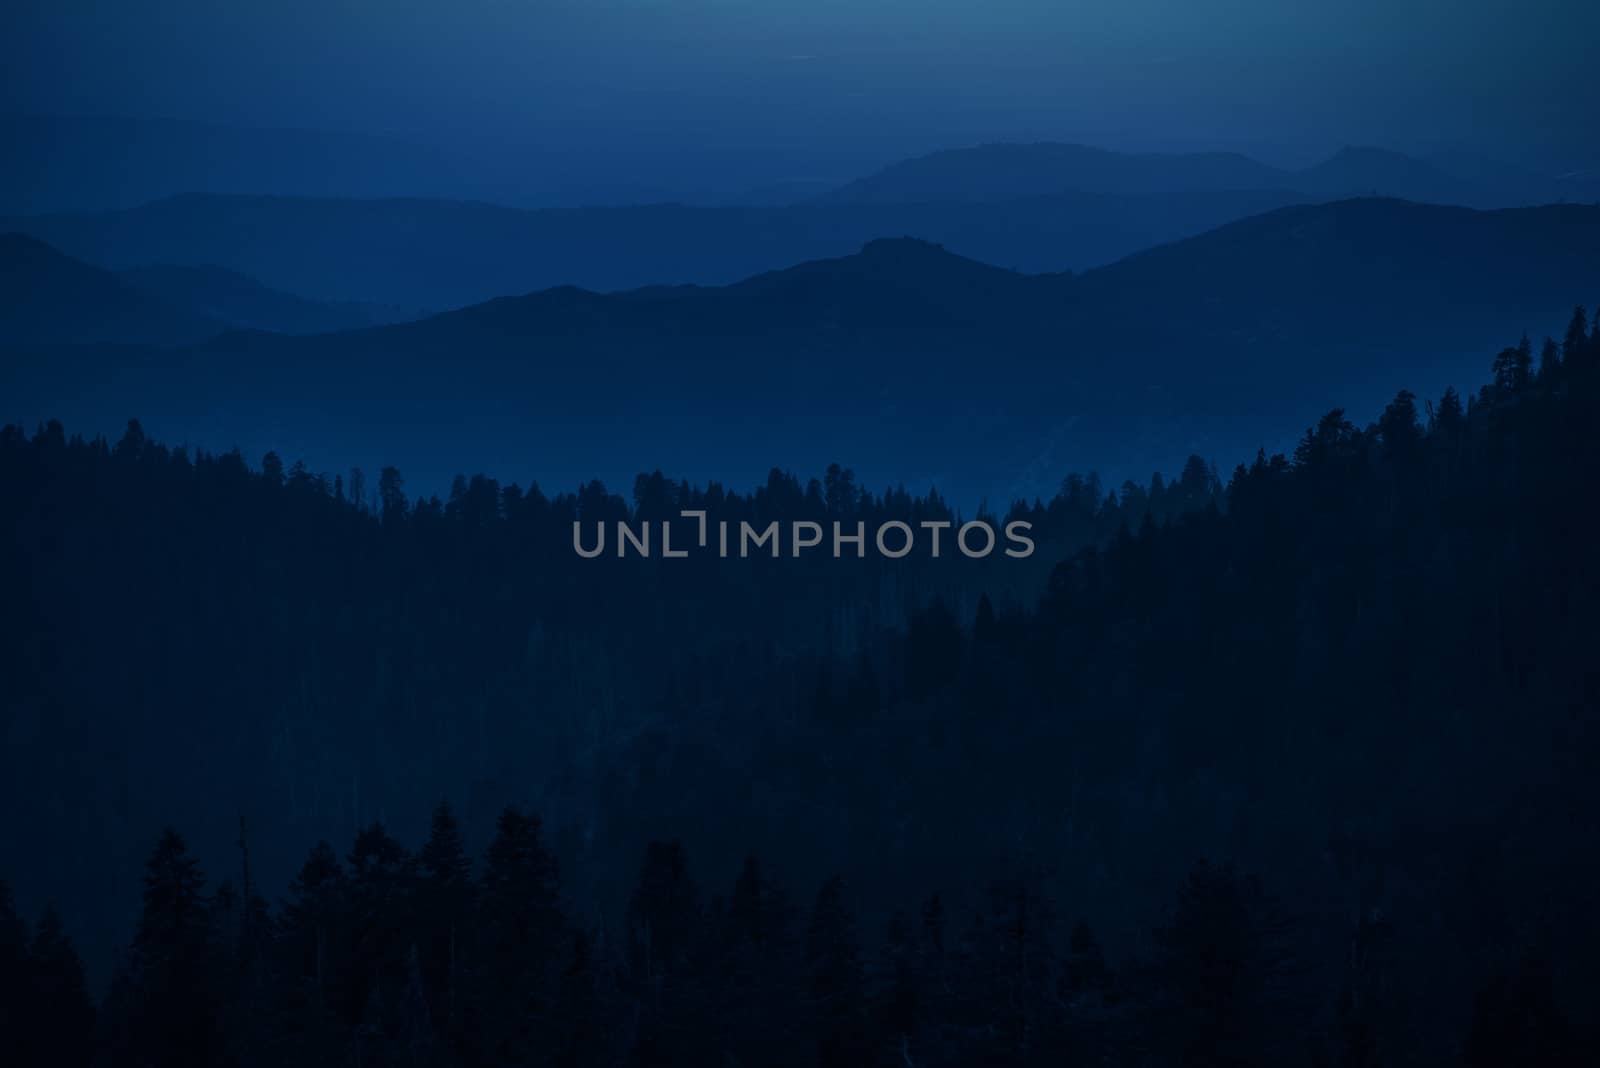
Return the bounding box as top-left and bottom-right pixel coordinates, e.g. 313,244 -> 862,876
806,877 -> 870,1068
469,807 -> 564,1067
549,932 -> 605,1068
344,823 -> 416,1030
117,829 -> 225,1068
416,801 -> 474,1030
1148,862 -> 1305,1068
718,857 -> 806,1068
628,840 -> 698,984
26,907 -> 96,1068
1561,305 -> 1589,367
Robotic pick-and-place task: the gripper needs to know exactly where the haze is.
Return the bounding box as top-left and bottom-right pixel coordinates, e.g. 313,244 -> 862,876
5,0 -> 1595,202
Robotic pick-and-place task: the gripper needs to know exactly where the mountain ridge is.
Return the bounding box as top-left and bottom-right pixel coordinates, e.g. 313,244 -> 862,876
0,188 -> 1310,309
0,233 -> 414,344
5,198 -> 1597,509
0,232 -> 221,346
115,263 -> 406,334
823,141 -> 1600,208
8,140 -> 1593,313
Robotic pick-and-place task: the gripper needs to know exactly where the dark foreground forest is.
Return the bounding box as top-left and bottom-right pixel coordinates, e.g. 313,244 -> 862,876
4,309 -> 1600,1066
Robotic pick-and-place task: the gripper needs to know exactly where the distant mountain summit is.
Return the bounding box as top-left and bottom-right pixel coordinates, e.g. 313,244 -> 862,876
425,236 -> 1039,338
1291,146 -> 1473,202
820,141 -> 1584,209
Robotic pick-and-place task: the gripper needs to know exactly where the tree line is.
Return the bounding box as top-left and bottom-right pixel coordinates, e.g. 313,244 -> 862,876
4,798 -> 1583,1067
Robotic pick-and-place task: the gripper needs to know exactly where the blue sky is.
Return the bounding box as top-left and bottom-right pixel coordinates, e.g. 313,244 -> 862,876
4,0 -> 1594,190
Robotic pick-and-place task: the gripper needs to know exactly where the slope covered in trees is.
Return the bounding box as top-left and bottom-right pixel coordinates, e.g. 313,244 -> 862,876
4,310 -> 1599,1064
1,406 -> 1218,980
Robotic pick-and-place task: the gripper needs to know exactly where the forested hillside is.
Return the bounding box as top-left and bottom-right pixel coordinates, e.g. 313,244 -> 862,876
3,309 -> 1598,1065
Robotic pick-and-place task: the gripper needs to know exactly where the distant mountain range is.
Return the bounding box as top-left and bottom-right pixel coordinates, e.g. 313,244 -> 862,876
6,199 -> 1597,507
0,189 -> 1314,310
6,132 -> 1595,312
821,142 -> 1600,207
9,115 -> 1599,215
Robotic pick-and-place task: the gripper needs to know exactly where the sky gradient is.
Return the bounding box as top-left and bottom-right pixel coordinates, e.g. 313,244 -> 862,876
4,1 -> 1595,197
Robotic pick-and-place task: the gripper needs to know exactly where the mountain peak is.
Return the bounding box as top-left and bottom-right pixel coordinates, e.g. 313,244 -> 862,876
1296,147 -> 1463,199
857,235 -> 952,259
